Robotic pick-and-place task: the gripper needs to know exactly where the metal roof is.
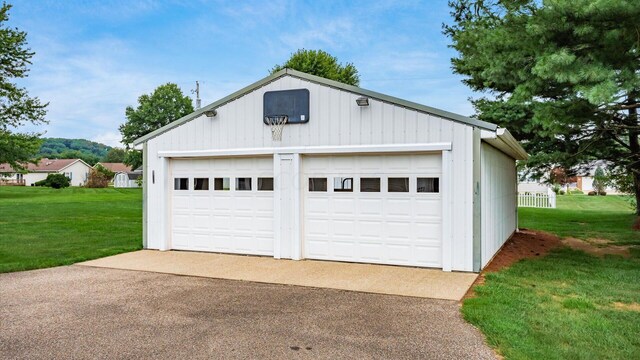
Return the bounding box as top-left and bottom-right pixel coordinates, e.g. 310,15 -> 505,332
133,68 -> 498,145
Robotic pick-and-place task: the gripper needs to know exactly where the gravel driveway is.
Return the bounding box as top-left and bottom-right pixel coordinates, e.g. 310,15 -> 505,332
0,266 -> 495,359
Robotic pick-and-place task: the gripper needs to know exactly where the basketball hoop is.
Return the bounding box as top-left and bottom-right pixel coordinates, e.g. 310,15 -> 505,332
265,115 -> 288,141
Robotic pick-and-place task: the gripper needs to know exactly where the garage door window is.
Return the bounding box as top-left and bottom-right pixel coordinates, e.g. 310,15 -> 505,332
174,178 -> 189,190
214,177 -> 230,191
360,178 -> 380,192
417,177 -> 439,193
236,177 -> 252,191
388,177 -> 409,192
334,177 -> 353,192
309,178 -> 327,191
258,177 -> 274,191
194,178 -> 209,190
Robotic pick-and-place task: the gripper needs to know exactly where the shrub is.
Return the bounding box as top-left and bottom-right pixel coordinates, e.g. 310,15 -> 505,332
588,191 -> 596,196
85,164 -> 115,188
35,173 -> 70,189
558,190 -> 565,195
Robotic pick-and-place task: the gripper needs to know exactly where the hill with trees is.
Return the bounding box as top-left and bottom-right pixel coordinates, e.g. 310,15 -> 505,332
39,138 -> 112,165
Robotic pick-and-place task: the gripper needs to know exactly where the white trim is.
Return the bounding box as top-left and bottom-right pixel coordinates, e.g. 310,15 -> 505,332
441,150 -> 453,272
159,157 -> 170,251
273,155 -> 282,259
158,143 -> 452,158
481,128 -> 528,160
292,153 -> 301,260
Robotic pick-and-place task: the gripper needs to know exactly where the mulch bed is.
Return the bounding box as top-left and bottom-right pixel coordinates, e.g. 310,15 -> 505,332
463,229 -> 563,300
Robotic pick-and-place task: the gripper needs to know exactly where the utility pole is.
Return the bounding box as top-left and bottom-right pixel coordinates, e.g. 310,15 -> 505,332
192,81 -> 201,109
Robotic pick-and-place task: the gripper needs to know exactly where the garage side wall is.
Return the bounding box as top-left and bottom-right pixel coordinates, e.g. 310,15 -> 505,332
144,75 -> 476,271
480,142 -> 517,268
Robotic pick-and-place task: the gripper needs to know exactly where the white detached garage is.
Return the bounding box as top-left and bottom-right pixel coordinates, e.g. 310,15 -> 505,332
134,69 -> 527,273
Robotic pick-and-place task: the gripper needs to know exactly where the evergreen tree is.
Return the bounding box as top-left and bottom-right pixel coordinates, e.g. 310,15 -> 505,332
444,0 -> 640,214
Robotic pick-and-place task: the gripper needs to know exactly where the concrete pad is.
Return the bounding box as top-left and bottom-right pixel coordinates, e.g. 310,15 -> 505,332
79,250 -> 477,300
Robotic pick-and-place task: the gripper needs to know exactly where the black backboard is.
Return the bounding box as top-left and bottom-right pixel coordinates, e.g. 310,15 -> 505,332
263,89 -> 310,124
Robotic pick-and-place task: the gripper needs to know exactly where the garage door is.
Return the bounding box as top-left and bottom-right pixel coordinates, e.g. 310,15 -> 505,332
171,157 -> 274,255
303,154 -> 442,268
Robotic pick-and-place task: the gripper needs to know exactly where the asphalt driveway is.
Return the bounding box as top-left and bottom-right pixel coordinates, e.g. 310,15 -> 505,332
0,266 -> 495,359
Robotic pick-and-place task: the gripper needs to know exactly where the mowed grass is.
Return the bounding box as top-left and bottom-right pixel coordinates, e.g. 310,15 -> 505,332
519,195 -> 638,245
464,195 -> 640,359
0,186 -> 142,273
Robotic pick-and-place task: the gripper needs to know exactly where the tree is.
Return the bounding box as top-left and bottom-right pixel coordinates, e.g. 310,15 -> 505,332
270,49 -> 360,86
85,164 -> 114,188
0,3 -> 47,169
102,147 -> 126,163
444,0 -> 640,214
592,166 -> 608,195
119,83 -> 194,169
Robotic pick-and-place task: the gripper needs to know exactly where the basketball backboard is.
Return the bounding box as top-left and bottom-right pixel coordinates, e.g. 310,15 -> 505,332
263,89 -> 309,124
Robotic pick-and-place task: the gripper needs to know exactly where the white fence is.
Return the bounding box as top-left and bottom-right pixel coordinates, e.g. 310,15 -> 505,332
518,188 -> 557,208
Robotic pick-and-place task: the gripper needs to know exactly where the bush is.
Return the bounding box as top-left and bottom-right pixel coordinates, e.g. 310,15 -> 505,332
85,164 -> 115,188
34,173 -> 70,189
558,190 -> 566,195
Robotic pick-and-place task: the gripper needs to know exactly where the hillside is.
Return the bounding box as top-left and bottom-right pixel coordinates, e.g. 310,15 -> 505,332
39,138 -> 112,165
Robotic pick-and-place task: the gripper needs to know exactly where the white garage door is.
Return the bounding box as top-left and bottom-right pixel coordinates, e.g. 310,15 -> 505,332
303,154 -> 442,268
171,157 -> 274,255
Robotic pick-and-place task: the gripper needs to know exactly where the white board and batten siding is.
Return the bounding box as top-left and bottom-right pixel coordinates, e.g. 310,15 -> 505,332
141,71 -> 528,273
145,75 -> 477,271
480,143 -> 517,268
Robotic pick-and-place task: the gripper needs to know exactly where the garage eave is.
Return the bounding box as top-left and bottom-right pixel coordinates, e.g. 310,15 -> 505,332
481,128 -> 528,160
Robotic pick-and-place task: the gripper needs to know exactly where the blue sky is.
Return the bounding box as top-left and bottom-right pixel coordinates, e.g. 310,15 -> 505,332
11,0 -> 478,147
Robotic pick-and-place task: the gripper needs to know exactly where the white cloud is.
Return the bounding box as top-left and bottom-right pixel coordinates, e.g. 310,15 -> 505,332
278,17 -> 363,50
22,35 -> 182,143
92,131 -> 123,148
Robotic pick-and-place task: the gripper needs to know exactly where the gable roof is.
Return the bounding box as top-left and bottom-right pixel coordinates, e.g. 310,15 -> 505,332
0,158 -> 91,173
95,162 -> 132,173
133,68 -> 498,146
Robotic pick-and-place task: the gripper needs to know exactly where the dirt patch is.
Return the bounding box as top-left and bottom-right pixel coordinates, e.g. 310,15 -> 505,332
612,302 -> 640,312
482,230 -> 563,273
464,230 -> 562,299
562,237 -> 631,258
633,217 -> 640,231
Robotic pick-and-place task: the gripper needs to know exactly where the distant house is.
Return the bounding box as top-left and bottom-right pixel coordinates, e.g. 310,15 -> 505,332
0,158 -> 92,187
576,162 -> 621,194
94,162 -> 132,174
113,167 -> 142,188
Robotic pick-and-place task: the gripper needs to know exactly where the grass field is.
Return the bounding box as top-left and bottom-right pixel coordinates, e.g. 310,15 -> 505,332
519,195 -> 638,245
0,186 -> 142,273
465,195 -> 640,359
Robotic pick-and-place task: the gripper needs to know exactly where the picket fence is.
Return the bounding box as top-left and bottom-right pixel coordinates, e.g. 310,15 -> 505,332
517,188 -> 557,208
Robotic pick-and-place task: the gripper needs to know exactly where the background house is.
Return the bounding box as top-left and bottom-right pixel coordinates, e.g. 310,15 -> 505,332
0,158 -> 91,186
94,162 -> 132,174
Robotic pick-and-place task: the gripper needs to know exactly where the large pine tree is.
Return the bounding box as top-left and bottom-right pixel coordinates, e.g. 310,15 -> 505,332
444,0 -> 640,214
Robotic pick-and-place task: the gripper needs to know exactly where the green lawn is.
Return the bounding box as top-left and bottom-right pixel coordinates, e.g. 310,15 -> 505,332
0,186 -> 142,273
519,195 -> 638,245
465,195 -> 640,359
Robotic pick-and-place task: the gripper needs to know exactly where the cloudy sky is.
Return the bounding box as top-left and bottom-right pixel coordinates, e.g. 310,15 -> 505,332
11,0 -> 478,147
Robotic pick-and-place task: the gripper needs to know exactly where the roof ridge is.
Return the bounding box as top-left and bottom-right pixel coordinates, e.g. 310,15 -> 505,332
133,69 -> 498,145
